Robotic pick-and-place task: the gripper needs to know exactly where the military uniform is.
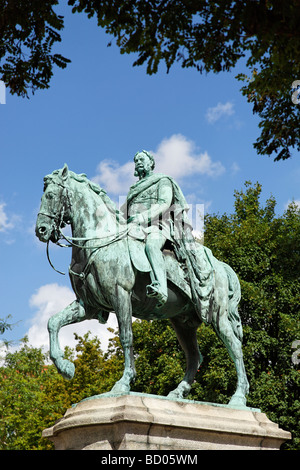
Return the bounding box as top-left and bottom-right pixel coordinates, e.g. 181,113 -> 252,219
123,172 -> 215,321
126,176 -> 173,241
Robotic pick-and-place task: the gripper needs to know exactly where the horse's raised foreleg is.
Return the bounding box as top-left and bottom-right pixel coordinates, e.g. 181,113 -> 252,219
167,317 -> 203,400
109,284 -> 136,395
48,299 -> 86,379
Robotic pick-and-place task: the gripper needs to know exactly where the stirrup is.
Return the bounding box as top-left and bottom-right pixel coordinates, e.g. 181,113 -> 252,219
146,282 -> 167,308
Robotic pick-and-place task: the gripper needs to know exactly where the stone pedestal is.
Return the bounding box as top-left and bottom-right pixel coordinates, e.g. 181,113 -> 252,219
42,392 -> 291,450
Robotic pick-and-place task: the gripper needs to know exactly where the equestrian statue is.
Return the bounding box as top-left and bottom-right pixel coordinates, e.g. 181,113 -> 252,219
35,152 -> 249,407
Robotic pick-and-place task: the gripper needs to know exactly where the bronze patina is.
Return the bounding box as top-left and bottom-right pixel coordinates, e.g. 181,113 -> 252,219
36,157 -> 249,406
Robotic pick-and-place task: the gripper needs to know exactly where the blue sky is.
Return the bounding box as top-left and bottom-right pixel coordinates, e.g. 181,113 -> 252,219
0,5 -> 299,356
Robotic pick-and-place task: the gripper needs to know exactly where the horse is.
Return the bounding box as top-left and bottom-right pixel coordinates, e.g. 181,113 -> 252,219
35,164 -> 249,407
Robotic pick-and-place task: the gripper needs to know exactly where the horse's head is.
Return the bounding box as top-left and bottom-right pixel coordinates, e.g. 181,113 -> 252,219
36,164 -> 71,243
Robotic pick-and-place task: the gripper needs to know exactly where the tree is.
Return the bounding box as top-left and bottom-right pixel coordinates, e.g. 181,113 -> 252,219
0,315 -> 18,354
1,1 -> 299,160
69,0 -> 300,161
0,337 -> 68,449
130,319 -> 186,397
0,331 -> 122,449
61,331 -> 125,403
0,0 -> 70,97
203,182 -> 300,449
0,315 -> 14,335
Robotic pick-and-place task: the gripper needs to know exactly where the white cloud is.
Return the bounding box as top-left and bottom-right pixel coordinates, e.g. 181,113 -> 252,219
28,283 -> 117,353
0,202 -> 22,245
285,199 -> 300,210
93,159 -> 135,195
152,134 -> 225,179
230,162 -> 240,175
0,202 -> 14,231
205,101 -> 235,124
92,134 -> 225,195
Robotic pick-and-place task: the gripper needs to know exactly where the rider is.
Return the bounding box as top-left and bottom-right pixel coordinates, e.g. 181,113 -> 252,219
123,150 -> 173,306
122,150 -> 214,316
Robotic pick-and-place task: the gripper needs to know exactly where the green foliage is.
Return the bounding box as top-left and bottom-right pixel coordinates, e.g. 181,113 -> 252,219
0,0 -> 70,97
0,337 -> 67,450
130,319 -> 185,396
1,2 -> 299,159
68,0 -> 300,160
0,315 -> 13,335
204,181 -> 300,449
0,331 -> 119,449
61,331 -> 124,403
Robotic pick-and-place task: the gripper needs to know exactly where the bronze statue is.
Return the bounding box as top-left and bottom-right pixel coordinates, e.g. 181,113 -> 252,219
35,159 -> 249,406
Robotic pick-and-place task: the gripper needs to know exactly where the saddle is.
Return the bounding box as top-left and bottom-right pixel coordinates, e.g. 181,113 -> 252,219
127,232 -> 217,325
127,236 -> 192,301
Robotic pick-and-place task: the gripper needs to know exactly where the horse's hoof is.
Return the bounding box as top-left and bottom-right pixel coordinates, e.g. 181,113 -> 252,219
228,393 -> 247,408
167,390 -> 180,400
167,381 -> 191,400
58,359 -> 75,380
110,380 -> 130,395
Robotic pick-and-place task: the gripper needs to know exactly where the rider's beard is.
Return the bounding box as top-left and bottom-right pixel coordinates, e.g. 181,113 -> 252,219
134,164 -> 152,179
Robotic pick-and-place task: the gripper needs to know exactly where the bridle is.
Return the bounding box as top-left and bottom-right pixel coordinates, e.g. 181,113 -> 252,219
37,182 -> 72,274
38,178 -> 129,276
38,182 -> 71,232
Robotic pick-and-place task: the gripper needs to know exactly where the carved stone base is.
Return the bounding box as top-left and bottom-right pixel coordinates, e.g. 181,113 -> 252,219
42,393 -> 290,450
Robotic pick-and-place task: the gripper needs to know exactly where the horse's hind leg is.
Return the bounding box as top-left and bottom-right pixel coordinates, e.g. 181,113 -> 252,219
48,299 -> 86,379
213,312 -> 249,407
167,317 -> 202,399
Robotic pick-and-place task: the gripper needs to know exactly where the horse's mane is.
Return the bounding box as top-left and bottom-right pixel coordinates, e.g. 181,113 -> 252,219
44,169 -> 103,194
44,168 -> 125,222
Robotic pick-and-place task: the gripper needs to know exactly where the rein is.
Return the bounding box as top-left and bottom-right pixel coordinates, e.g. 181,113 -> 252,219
60,227 -> 129,281
58,226 -> 129,249
39,180 -> 129,278
44,227 -> 129,277
46,241 -> 66,275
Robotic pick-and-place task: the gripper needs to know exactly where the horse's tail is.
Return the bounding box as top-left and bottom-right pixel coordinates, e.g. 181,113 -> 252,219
221,261 -> 243,342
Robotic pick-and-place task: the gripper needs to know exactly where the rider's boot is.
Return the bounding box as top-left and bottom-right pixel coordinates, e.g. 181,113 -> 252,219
145,233 -> 168,308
